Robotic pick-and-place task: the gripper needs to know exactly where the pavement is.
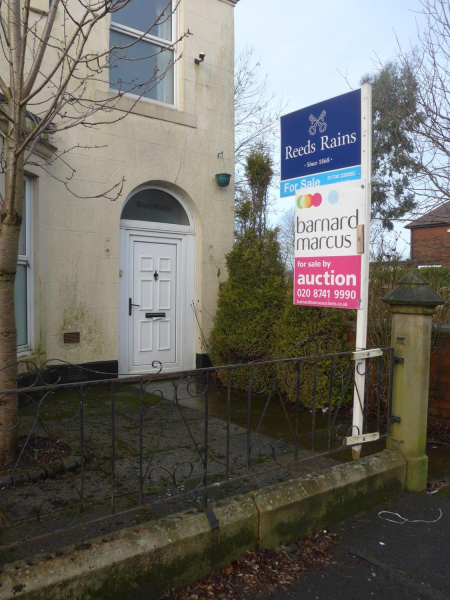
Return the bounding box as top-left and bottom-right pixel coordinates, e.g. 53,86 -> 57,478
251,485 -> 450,600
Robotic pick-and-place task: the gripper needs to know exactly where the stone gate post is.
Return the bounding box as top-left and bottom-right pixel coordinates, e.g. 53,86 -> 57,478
382,271 -> 445,492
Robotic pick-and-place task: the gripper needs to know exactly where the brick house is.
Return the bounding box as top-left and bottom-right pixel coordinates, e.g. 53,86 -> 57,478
405,201 -> 450,267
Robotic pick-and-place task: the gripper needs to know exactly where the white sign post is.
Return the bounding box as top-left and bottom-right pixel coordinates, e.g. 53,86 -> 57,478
352,84 -> 372,459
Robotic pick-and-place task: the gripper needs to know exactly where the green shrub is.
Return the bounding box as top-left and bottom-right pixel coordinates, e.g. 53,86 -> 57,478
411,267 -> 450,343
368,264 -> 450,347
419,265 -> 450,288
272,289 -> 351,408
209,237 -> 351,405
208,231 -> 287,390
367,261 -> 409,348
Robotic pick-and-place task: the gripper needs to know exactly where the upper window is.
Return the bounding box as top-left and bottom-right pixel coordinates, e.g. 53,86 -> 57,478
110,0 -> 175,105
121,188 -> 190,226
15,178 -> 33,350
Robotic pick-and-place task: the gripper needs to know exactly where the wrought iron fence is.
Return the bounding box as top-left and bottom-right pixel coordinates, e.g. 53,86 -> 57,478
0,341 -> 394,550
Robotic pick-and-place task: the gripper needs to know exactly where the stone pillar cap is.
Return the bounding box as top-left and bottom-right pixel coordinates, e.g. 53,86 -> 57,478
382,270 -> 445,307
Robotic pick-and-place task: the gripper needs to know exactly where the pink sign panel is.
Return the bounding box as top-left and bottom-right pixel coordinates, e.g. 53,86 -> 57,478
294,255 -> 362,310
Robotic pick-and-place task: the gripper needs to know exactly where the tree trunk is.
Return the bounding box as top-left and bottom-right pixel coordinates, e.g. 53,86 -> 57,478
0,118 -> 25,464
0,0 -> 29,461
0,221 -> 20,464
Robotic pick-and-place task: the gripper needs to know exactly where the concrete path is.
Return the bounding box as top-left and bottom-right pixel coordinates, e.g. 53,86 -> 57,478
251,486 -> 450,600
0,379 -> 336,564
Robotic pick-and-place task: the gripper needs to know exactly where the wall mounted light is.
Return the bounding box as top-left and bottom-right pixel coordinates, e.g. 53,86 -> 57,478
195,51 -> 206,65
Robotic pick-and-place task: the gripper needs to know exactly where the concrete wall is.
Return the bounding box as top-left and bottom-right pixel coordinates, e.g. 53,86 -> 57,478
1,0 -> 236,368
0,451 -> 406,600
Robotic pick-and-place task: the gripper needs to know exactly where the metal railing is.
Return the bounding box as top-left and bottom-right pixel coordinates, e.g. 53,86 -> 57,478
0,341 -> 394,550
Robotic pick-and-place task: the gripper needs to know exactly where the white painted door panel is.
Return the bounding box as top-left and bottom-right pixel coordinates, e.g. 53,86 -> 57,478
130,239 -> 178,370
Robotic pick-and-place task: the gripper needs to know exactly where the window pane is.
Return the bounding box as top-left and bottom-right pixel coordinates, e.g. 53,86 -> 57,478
110,31 -> 174,104
14,264 -> 28,347
121,189 -> 190,225
112,0 -> 172,41
18,194 -> 26,256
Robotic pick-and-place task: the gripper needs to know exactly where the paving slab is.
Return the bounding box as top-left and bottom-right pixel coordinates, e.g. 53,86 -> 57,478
335,489 -> 450,598
1,378 -> 340,567
252,486 -> 450,600
249,550 -> 425,599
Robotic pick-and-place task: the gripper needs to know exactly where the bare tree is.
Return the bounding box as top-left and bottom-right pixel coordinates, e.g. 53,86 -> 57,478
277,207 -> 294,272
0,0 -> 187,461
234,47 -> 284,189
396,0 -> 450,217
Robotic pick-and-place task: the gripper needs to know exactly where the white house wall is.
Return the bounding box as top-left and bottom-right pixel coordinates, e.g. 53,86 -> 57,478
1,0 -> 236,368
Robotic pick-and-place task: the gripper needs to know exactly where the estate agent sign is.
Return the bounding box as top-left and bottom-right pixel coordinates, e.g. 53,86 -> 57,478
281,89 -> 362,198
294,181 -> 366,310
282,85 -> 372,456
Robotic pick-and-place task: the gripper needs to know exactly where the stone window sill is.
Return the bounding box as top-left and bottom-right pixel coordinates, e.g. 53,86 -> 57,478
95,91 -> 197,129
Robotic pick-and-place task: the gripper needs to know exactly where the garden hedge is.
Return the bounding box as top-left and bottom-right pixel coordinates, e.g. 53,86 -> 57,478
208,233 -> 351,404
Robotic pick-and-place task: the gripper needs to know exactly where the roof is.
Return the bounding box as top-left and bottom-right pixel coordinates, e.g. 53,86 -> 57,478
405,201 -> 450,229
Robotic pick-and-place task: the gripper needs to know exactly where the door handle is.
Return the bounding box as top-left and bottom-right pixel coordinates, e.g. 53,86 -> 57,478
145,313 -> 166,319
129,298 -> 140,316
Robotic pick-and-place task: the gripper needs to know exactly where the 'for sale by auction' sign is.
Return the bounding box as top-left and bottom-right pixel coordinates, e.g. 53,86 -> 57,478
294,181 -> 366,310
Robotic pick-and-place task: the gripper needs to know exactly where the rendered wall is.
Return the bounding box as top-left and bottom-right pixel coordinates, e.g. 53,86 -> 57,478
3,0 -> 236,367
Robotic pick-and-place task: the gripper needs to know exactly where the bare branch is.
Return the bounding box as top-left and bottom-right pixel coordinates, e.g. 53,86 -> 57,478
23,0 -> 62,97
234,47 -> 286,187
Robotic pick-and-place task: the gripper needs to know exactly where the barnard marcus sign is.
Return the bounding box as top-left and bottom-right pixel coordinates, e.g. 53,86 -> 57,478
280,89 -> 362,197
294,181 -> 366,310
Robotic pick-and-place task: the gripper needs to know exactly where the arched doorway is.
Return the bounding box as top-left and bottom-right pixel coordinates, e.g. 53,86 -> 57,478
118,185 -> 196,374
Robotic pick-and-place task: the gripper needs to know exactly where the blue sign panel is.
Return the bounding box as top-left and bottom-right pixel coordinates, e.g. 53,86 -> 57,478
280,165 -> 362,197
280,89 -> 361,195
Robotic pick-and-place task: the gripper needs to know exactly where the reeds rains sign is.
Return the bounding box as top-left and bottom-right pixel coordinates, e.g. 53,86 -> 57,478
294,181 -> 366,310
280,89 -> 362,197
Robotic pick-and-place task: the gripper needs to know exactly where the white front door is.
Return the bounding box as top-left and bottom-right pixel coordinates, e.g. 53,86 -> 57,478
128,235 -> 182,372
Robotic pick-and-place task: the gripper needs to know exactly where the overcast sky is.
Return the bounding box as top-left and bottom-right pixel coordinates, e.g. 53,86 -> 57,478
234,0 -> 426,254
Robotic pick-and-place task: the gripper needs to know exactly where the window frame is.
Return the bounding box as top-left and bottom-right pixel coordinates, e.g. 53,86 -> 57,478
16,177 -> 34,353
120,187 -> 191,226
120,185 -> 196,235
109,2 -> 178,109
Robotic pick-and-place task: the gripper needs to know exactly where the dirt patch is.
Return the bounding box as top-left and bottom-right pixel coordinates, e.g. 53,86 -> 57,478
0,436 -> 71,471
160,531 -> 336,599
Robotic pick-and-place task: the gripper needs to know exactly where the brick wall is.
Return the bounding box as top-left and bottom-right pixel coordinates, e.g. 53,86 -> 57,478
411,226 -> 450,266
429,333 -> 450,425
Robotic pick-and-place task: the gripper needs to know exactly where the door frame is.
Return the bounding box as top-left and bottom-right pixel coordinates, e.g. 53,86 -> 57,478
119,187 -> 196,375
